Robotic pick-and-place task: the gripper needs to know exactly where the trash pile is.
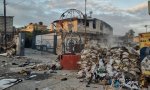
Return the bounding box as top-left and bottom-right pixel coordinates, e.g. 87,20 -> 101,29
0,48 -> 16,57
77,41 -> 141,89
31,64 -> 51,71
141,55 -> 150,72
140,55 -> 150,88
31,61 -> 61,71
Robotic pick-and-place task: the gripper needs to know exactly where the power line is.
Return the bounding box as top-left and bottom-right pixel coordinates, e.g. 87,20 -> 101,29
4,0 -> 7,52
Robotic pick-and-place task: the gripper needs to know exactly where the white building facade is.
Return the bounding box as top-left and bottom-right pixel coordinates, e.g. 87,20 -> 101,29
77,18 -> 113,35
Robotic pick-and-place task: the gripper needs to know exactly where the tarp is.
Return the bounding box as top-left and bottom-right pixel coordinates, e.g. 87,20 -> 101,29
0,79 -> 22,90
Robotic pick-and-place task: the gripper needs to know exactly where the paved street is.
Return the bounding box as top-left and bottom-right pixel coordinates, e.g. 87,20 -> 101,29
24,48 -> 58,63
1,49 -> 105,90
7,70 -> 106,90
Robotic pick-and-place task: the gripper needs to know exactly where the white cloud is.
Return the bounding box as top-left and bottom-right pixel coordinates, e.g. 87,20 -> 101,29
126,2 -> 148,13
3,0 -> 150,35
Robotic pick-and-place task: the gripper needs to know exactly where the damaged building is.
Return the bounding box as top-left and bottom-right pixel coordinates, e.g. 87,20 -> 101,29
0,16 -> 15,43
51,17 -> 113,48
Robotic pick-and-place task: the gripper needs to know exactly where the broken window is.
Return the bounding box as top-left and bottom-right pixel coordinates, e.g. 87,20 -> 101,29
86,21 -> 89,27
93,20 -> 96,29
100,23 -> 103,30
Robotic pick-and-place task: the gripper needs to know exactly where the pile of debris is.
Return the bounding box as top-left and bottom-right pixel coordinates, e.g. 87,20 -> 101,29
141,55 -> 150,73
140,55 -> 150,88
31,64 -> 50,71
31,61 -> 61,71
0,48 -> 16,57
9,56 -> 62,76
77,41 -> 141,89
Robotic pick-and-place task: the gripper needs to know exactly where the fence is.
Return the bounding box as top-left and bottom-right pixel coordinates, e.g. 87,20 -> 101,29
35,33 -> 59,54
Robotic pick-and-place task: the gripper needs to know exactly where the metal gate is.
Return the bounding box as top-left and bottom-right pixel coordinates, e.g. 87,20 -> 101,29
62,31 -> 83,54
35,33 -> 58,54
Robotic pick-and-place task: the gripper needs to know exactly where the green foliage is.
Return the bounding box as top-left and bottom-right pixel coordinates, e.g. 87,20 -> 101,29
24,29 -> 50,48
125,29 -> 135,38
33,29 -> 50,35
25,29 -> 50,46
25,32 -> 32,39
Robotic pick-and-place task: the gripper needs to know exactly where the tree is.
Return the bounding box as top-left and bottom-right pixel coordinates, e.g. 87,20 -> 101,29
125,29 -> 135,38
33,29 -> 50,35
124,29 -> 135,46
128,29 -> 135,38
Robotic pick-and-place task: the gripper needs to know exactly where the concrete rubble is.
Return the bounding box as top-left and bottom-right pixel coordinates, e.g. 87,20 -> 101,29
0,48 -> 16,57
141,56 -> 150,72
30,61 -> 61,71
77,40 -> 141,89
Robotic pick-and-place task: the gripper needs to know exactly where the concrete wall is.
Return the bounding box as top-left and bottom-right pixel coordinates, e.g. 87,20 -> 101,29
52,19 -> 78,32
0,16 -> 13,32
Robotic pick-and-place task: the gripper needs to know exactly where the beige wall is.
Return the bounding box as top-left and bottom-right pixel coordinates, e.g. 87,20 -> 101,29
50,19 -> 78,32
22,23 -> 47,32
133,36 -> 139,43
139,32 -> 150,48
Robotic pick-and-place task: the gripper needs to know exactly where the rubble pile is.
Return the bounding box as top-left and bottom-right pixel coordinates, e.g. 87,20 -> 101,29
77,41 -> 141,89
77,42 -> 102,78
0,48 -> 16,57
31,61 -> 61,71
7,48 -> 16,57
31,64 -> 50,71
141,55 -> 150,72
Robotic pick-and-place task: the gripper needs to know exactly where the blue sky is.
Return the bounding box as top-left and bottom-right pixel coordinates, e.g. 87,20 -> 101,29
0,0 -> 149,35
112,0 -> 145,9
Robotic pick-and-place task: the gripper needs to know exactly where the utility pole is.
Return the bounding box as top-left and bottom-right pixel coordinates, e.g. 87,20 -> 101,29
145,25 -> 148,32
3,0 -> 7,52
84,0 -> 87,45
